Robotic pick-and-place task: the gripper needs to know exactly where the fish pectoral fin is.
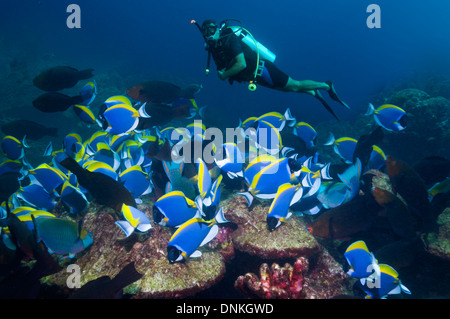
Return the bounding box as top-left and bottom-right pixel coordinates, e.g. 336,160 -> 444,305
136,223 -> 153,233
254,193 -> 276,200
115,220 -> 135,238
199,224 -> 218,247
400,282 -> 411,294
236,191 -> 254,207
190,250 -> 202,258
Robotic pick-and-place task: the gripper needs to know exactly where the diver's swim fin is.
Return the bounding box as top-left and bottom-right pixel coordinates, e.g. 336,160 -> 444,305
326,81 -> 350,109
314,90 -> 340,121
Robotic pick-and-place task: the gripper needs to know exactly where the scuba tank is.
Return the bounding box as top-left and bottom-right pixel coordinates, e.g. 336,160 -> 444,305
227,26 -> 276,63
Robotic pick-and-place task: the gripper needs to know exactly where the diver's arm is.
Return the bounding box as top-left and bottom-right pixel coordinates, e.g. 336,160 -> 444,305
218,53 -> 247,80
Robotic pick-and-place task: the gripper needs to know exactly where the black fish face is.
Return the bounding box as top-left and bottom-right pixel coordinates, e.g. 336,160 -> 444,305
399,114 -> 408,128
202,204 -> 217,222
266,216 -> 279,232
152,206 -> 163,224
288,157 -> 302,172
167,245 -> 183,263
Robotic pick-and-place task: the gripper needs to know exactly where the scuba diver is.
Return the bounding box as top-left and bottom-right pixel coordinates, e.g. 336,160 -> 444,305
192,19 -> 349,120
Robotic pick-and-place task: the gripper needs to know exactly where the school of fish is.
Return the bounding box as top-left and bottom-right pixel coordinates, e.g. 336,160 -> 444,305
0,66 -> 449,298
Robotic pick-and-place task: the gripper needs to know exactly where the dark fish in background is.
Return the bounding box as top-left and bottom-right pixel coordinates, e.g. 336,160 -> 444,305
58,154 -> 136,211
0,172 -> 24,204
385,155 -> 433,232
33,66 -> 94,91
32,92 -> 84,113
308,195 -> 381,240
372,187 -> 417,239
69,262 -> 142,299
150,159 -> 170,199
328,162 -> 352,181
279,131 -> 317,158
353,126 -> 384,169
0,247 -> 62,298
412,156 -> 450,187
1,120 -> 58,140
0,206 -> 38,260
136,102 -> 193,130
374,237 -> 423,270
145,138 -> 173,162
126,80 -> 200,103
0,206 -> 62,294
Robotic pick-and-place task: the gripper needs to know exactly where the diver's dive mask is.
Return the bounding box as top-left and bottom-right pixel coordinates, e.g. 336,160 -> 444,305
203,24 -> 218,38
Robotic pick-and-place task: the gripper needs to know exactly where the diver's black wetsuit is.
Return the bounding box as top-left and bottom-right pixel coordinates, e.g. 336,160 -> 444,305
209,28 -> 289,89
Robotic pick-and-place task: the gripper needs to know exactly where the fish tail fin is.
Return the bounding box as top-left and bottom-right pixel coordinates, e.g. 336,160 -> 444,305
21,136 -> 30,148
182,84 -> 202,99
364,103 -> 375,116
165,181 -> 173,193
43,141 -> 53,156
109,262 -> 143,293
399,281 -> 412,295
137,103 -> 150,118
213,207 -> 229,224
80,80 -> 97,106
284,107 -> 297,127
320,163 -> 333,180
162,159 -> 184,180
115,220 -> 135,238
197,105 -> 208,119
323,132 -> 335,146
77,68 -> 95,80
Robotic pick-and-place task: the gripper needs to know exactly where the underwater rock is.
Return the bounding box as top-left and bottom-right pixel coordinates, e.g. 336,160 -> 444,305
42,201 -> 228,298
423,207 -> 450,260
388,88 -> 430,108
425,75 -> 450,100
317,83 -> 450,166
224,196 -> 321,259
234,249 -> 352,299
208,225 -> 235,263
383,89 -> 450,161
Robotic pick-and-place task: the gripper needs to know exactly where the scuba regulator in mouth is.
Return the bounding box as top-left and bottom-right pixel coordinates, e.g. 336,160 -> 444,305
192,19 -> 277,91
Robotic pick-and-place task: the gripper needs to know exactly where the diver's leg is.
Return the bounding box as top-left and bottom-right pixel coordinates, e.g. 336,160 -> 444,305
282,77 -> 330,94
282,77 -> 340,120
283,78 -> 349,109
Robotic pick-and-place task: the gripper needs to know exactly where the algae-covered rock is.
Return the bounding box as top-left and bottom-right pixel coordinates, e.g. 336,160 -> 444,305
43,202 -> 227,298
423,207 -> 450,260
223,196 -> 322,259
